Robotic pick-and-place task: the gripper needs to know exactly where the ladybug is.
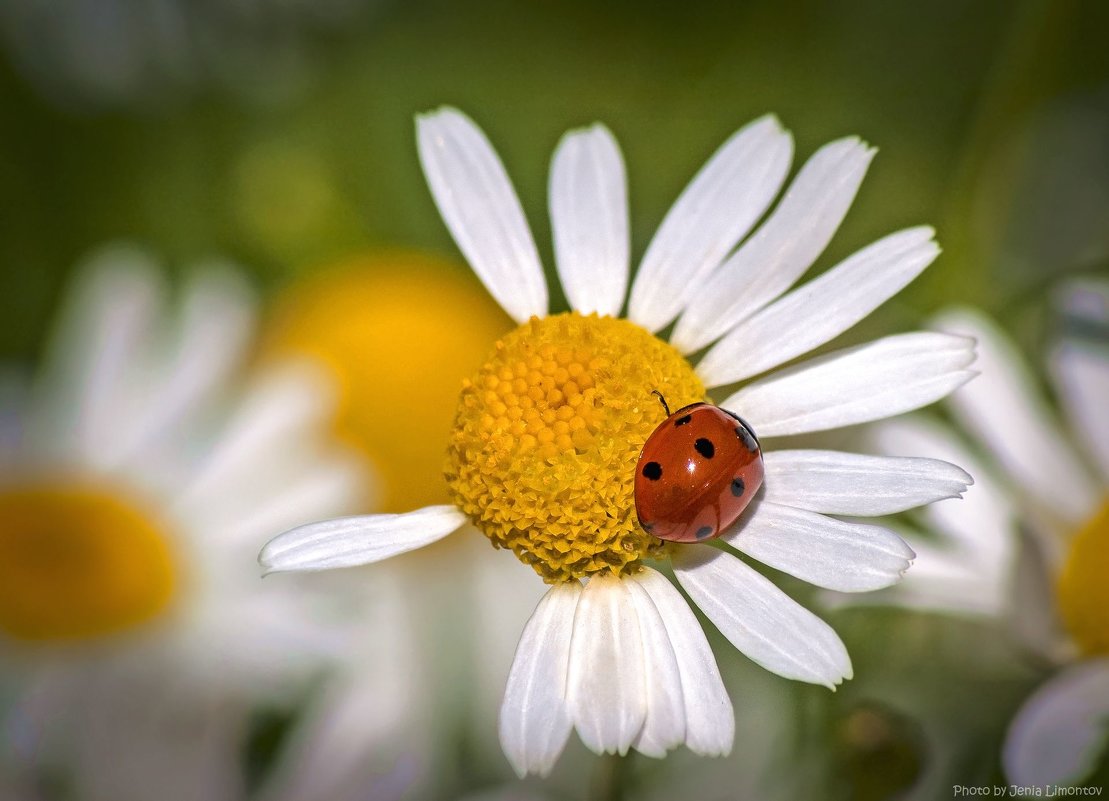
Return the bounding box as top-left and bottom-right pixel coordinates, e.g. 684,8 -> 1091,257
634,391 -> 764,543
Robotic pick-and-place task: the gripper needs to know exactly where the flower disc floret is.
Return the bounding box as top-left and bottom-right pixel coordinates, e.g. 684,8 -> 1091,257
445,312 -> 704,582
0,483 -> 176,640
1058,499 -> 1109,656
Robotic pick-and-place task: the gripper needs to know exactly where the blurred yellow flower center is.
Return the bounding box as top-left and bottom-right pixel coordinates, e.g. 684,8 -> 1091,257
1057,498 -> 1109,656
445,313 -> 704,583
265,253 -> 511,512
0,484 -> 176,641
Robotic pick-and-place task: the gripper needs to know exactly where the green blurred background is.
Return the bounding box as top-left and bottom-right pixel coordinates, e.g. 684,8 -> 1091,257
2,0 -> 1106,363
1,0 -> 1107,798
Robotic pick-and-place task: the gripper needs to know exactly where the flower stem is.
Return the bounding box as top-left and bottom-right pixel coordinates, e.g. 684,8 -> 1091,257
591,753 -> 632,801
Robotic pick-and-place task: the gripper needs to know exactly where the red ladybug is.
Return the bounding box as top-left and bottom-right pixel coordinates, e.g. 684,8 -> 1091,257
634,392 -> 764,543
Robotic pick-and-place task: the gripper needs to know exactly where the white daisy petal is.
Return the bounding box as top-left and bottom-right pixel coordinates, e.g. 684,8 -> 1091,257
672,547 -> 852,688
722,332 -> 976,436
258,505 -> 468,574
257,576 -> 422,801
1003,659 -> 1109,787
850,418 -> 1022,621
175,361 -> 338,509
416,107 -> 547,323
566,574 -> 647,755
627,115 -> 793,333
116,266 -> 255,467
1053,338 -> 1109,483
624,578 -> 685,758
871,418 -> 1014,561
696,227 -> 938,385
72,665 -> 247,801
499,581 -> 581,778
214,454 -> 367,552
762,448 -> 972,516
673,138 -> 876,354
723,501 -> 914,592
1057,278 -> 1109,323
936,308 -> 1099,524
821,534 -> 1006,618
550,124 -> 629,317
631,568 -> 734,757
30,246 -> 162,465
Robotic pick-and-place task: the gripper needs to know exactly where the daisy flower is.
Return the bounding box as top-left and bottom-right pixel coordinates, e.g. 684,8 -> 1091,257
260,107 -> 975,776
0,245 -> 365,801
869,283 -> 1109,787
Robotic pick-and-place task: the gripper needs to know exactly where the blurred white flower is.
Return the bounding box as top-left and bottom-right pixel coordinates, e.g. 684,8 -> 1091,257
0,0 -> 374,110
260,107 -> 974,777
867,281 -> 1109,787
0,244 -> 368,800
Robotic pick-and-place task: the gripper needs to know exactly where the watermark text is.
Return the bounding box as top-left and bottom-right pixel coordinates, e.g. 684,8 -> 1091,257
952,786 -> 1103,798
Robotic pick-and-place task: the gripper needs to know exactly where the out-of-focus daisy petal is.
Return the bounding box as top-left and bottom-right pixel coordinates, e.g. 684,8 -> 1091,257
206,453 -> 367,552
1057,278 -> 1109,322
827,533 -> 1003,616
114,266 -> 255,469
1003,659 -> 1109,787
624,578 -> 685,758
847,417 -> 1020,622
723,501 -> 914,592
499,581 -> 580,778
416,107 -> 547,323
873,417 -> 1015,565
673,138 -> 875,353
696,227 -> 938,384
174,361 -> 337,511
1053,338 -> 1109,483
628,115 -> 793,333
936,308 -> 1099,525
258,505 -> 468,574
258,576 -> 423,801
762,449 -> 971,516
69,663 -> 247,801
550,124 -> 629,317
721,332 -> 976,436
196,590 -> 349,685
29,246 -> 162,466
672,547 -> 852,688
1008,527 -> 1072,659
631,568 -> 733,757
566,574 -> 647,755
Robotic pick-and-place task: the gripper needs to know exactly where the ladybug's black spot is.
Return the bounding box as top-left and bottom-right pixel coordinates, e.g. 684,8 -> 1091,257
735,426 -> 759,454
695,526 -> 714,540
731,477 -> 745,497
642,461 -> 663,481
674,414 -> 693,427
694,438 -> 715,459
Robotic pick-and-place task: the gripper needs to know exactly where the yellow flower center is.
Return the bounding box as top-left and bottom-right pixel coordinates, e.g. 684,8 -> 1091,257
0,483 -> 177,641
446,312 -> 705,583
1057,498 -> 1109,656
264,251 -> 511,512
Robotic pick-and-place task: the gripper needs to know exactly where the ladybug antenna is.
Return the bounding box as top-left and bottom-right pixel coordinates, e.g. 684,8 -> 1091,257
651,390 -> 671,417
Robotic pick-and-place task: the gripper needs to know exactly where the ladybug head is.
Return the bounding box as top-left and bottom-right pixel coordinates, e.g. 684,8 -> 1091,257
650,389 -> 672,417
